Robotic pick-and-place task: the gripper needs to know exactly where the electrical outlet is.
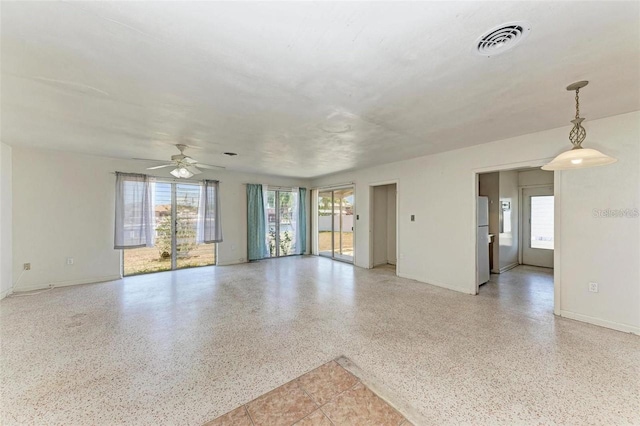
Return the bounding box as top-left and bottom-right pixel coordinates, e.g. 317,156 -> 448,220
66,257 -> 74,265
23,263 -> 31,271
411,215 -> 415,222
589,282 -> 599,293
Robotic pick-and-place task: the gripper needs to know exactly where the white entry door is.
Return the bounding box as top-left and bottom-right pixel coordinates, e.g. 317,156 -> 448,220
522,186 -> 554,268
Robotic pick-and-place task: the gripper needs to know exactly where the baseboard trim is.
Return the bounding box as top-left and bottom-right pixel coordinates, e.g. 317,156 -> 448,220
1,287 -> 13,300
397,272 -> 474,295
216,259 -> 248,266
336,355 -> 429,426
12,275 -> 122,293
499,262 -> 519,273
559,310 -> 639,335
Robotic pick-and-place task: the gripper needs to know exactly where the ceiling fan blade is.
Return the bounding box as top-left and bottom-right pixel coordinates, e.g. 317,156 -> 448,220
131,157 -> 167,162
147,164 -> 175,170
196,163 -> 226,170
185,165 -> 202,175
184,156 -> 198,164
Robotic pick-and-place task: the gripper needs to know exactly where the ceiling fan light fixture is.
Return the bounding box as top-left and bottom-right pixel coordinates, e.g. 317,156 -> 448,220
171,167 -> 194,179
542,81 -> 617,171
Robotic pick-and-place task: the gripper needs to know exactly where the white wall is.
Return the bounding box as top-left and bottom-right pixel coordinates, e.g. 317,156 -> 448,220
498,170 -> 519,271
311,111 -> 640,334
11,147 -> 310,292
0,143 -> 13,298
519,169 -> 554,187
479,172 -> 500,272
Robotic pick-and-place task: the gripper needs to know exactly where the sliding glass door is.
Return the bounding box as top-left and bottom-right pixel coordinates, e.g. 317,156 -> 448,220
266,189 -> 297,257
317,187 -> 354,262
175,184 -> 216,269
123,182 -> 215,276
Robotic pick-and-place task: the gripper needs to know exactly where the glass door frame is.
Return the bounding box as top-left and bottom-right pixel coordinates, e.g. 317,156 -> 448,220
122,179 -> 217,276
314,185 -> 355,264
170,183 -> 178,269
266,188 -> 298,258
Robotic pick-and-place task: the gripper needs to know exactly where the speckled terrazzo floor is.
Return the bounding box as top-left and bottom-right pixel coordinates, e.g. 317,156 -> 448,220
1,257 -> 639,425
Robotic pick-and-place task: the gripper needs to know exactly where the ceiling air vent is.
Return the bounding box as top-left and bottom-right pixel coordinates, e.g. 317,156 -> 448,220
475,22 -> 531,57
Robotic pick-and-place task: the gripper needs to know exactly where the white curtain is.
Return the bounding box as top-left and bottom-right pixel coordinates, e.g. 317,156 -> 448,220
290,187 -> 299,254
114,172 -> 155,249
196,180 -> 223,244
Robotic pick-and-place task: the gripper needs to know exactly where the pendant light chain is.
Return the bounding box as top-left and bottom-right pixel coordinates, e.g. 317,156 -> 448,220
569,87 -> 586,148
541,80 -> 617,170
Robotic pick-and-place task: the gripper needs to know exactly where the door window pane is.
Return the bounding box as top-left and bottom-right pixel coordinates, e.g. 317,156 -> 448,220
279,191 -> 294,256
266,190 -> 277,257
530,196 -> 554,250
176,184 -> 215,269
316,188 -> 354,262
318,191 -> 333,257
335,189 -> 354,261
265,189 -> 297,257
123,182 -> 173,276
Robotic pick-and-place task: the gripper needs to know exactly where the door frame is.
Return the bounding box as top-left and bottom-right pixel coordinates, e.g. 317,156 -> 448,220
265,188 -> 299,258
472,159 -> 561,316
313,185 -> 356,264
170,183 -> 178,269
368,180 -> 399,276
121,180 -> 217,276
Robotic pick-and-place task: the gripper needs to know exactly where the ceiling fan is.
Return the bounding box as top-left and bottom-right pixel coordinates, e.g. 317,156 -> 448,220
136,144 -> 225,178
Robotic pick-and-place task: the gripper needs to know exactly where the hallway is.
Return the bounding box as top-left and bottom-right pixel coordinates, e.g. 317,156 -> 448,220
479,265 -> 554,319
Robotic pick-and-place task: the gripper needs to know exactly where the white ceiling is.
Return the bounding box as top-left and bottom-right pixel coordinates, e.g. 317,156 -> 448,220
1,1 -> 639,178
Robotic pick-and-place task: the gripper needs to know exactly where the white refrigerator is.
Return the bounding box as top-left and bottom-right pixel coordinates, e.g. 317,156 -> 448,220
477,196 -> 490,286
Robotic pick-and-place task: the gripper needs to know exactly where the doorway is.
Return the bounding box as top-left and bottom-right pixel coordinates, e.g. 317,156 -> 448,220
317,187 -> 355,262
370,183 -> 397,272
265,188 -> 298,258
475,167 -> 555,313
123,182 -> 216,276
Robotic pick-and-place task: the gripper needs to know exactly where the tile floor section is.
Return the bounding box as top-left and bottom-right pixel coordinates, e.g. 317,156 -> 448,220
206,359 -> 409,426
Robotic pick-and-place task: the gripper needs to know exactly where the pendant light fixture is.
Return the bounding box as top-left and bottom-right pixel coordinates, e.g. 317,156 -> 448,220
542,81 -> 617,171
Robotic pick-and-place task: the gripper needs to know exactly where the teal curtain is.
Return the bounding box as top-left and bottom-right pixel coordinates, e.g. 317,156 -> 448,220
298,188 -> 307,255
247,184 -> 267,260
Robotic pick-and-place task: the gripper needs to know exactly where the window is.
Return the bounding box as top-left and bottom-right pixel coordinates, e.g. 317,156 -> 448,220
530,195 -> 554,250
